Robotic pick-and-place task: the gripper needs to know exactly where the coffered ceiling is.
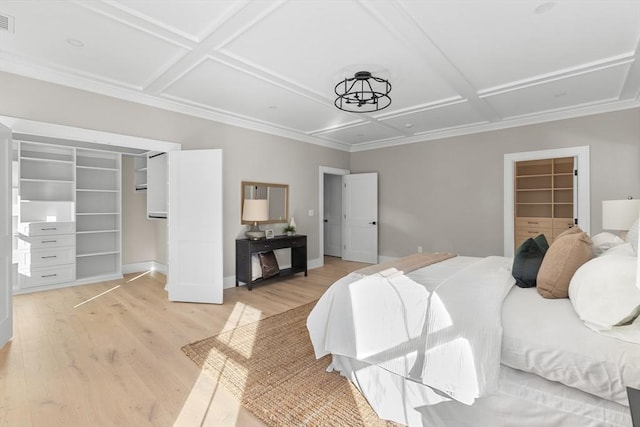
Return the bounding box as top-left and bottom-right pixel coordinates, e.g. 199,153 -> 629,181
0,1 -> 639,152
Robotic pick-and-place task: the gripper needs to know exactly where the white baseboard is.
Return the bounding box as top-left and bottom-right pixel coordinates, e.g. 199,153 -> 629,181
122,261 -> 167,275
378,255 -> 399,264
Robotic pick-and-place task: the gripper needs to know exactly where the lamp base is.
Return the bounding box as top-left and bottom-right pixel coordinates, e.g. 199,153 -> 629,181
245,230 -> 265,240
245,222 -> 265,240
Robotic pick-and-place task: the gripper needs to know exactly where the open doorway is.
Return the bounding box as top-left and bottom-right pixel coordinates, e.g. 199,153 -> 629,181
318,166 -> 349,267
324,173 -> 342,257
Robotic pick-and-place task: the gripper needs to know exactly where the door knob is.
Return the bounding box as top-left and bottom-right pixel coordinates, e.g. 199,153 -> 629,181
324,219 -> 328,223
369,221 -> 377,225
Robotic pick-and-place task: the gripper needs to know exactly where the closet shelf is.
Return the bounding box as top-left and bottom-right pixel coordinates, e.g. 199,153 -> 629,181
21,157 -> 74,164
76,250 -> 120,258
76,229 -> 118,235
76,212 -> 119,216
21,178 -> 74,183
76,165 -> 118,171
76,188 -> 119,193
21,199 -> 74,203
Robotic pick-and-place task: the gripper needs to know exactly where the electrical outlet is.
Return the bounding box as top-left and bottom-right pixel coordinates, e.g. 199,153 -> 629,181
308,209 -> 314,216
418,246 -> 423,253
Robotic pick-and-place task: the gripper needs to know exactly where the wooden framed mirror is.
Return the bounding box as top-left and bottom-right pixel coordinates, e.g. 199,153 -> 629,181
241,181 -> 289,224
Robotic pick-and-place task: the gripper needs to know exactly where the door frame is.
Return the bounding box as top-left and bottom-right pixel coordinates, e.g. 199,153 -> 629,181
318,166 -> 350,268
504,146 -> 590,256
1,115 -> 180,293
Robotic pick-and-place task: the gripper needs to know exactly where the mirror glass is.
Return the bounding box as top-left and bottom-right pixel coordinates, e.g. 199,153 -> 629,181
241,181 -> 289,224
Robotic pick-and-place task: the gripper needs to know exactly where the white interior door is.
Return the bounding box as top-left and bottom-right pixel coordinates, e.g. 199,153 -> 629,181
0,122 -> 12,348
166,149 -> 223,304
343,173 -> 378,264
323,174 -> 342,257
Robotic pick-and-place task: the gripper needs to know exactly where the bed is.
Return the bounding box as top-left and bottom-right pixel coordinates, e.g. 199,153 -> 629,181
307,230 -> 640,426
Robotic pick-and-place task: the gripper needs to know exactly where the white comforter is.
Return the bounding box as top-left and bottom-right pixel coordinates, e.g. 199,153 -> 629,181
307,256 -> 515,405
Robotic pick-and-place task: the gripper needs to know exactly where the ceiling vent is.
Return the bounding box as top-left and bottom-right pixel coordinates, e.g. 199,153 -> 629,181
0,12 -> 15,33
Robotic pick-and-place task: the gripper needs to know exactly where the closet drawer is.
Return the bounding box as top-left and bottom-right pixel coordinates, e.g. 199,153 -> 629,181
19,264 -> 75,288
515,217 -> 553,229
18,246 -> 75,268
515,229 -> 552,247
553,218 -> 574,231
19,221 -> 75,236
18,234 -> 75,249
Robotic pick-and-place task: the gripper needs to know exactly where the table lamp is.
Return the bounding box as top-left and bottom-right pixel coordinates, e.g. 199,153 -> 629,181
243,199 -> 269,239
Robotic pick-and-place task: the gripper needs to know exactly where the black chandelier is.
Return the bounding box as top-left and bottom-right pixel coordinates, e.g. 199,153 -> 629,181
334,71 -> 392,113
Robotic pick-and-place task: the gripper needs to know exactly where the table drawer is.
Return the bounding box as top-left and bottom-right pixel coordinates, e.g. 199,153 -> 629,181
19,221 -> 75,236
288,237 -> 306,248
18,234 -> 75,249
19,264 -> 75,288
18,246 -> 75,268
250,240 -> 288,252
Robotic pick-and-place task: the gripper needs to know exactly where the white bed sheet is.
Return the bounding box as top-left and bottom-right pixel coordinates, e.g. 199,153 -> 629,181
501,286 -> 640,406
332,355 -> 632,427
307,256 -> 515,404
312,254 -> 640,426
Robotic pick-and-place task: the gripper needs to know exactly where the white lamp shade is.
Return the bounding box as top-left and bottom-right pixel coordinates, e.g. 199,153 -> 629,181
242,199 -> 269,222
602,199 -> 640,230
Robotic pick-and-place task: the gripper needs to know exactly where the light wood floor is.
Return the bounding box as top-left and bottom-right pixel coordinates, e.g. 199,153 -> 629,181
0,256 -> 367,427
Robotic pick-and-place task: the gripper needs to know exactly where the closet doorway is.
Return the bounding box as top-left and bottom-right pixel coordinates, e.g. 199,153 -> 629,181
504,146 -> 590,256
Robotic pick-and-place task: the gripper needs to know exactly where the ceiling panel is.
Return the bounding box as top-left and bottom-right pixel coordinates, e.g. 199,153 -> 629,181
220,0 -> 460,112
0,1 -> 188,88
315,122 -> 403,146
401,0 -> 640,90
162,57 -> 354,133
381,101 -> 488,135
106,0 -> 241,42
482,64 -> 631,119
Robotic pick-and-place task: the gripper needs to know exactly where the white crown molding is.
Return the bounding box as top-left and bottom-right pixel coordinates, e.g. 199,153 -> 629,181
1,54 -> 637,155
0,58 -> 353,152
350,98 -> 640,152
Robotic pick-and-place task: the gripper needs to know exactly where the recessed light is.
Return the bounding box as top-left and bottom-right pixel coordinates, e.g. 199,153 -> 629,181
534,2 -> 556,14
66,38 -> 85,48
405,123 -> 413,128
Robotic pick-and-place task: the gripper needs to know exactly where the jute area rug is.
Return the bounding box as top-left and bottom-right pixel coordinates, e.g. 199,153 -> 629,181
181,301 -> 397,426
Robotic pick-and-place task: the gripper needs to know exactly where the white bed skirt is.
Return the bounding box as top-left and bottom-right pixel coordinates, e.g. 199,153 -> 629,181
332,355 -> 632,427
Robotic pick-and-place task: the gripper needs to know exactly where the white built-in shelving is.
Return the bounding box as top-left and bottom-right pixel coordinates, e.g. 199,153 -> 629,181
14,141 -> 123,293
134,153 -> 147,191
16,141 -> 76,291
75,149 -> 121,281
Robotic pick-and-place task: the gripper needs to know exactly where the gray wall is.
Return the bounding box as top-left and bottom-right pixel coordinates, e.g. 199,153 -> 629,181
351,108 -> 640,257
121,155 -> 157,265
2,71 -> 639,271
0,72 -> 350,277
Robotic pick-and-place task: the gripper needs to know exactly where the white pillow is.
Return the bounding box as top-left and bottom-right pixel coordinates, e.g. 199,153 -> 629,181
569,255 -> 640,337
626,218 -> 639,255
600,242 -> 635,257
591,231 -> 625,256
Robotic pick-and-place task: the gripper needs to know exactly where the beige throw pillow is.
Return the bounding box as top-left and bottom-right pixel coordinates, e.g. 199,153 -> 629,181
554,225 -> 580,240
537,229 -> 593,299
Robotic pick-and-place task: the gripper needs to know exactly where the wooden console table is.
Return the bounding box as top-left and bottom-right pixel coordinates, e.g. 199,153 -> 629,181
235,234 -> 307,290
